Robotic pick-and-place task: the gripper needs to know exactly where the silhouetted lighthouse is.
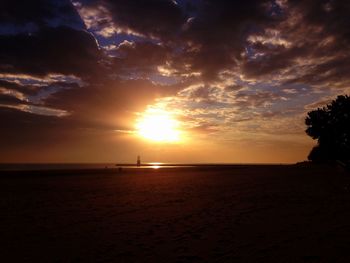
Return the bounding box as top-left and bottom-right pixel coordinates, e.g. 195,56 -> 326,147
137,155 -> 141,167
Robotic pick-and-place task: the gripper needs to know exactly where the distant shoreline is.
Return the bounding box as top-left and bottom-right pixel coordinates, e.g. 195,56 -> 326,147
0,162 -> 297,172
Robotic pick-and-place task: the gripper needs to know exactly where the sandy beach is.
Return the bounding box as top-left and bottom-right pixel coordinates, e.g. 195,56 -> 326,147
1,165 -> 350,262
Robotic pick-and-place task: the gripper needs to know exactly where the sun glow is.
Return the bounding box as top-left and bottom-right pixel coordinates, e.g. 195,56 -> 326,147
136,108 -> 181,143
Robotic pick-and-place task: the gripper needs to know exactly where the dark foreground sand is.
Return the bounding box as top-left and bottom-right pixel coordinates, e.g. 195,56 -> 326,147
1,165 -> 350,262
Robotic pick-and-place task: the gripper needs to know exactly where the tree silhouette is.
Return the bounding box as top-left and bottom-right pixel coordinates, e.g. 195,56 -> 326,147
305,95 -> 350,162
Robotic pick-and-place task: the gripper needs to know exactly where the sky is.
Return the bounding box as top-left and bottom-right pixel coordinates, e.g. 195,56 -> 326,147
1,0 -> 350,163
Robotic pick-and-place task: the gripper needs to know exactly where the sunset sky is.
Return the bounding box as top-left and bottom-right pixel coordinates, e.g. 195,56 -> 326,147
1,0 -> 350,163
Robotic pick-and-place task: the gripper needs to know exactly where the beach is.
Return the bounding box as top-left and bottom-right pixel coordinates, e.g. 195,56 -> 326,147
1,165 -> 350,262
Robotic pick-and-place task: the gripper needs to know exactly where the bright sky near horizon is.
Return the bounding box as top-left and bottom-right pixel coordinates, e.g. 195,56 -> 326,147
1,0 -> 349,163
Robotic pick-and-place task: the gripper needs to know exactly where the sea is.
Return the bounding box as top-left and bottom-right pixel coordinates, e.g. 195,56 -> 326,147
0,163 -> 174,171
0,163 -> 286,171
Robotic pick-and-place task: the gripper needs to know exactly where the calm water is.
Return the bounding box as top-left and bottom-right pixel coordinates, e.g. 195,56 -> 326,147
0,163 -> 195,171
0,163 -> 286,171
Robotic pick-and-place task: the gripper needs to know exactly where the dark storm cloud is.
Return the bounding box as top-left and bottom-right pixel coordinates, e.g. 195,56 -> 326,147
0,0 -> 83,30
92,0 -> 185,38
77,0 -> 275,80
2,0 -> 350,102
0,0 -> 107,148
290,0 -> 350,40
0,26 -> 102,77
113,41 -> 170,74
0,0 -> 104,81
180,0 -> 274,80
241,0 -> 350,89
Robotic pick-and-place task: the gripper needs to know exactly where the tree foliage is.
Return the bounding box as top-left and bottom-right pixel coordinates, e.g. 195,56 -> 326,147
305,95 -> 350,161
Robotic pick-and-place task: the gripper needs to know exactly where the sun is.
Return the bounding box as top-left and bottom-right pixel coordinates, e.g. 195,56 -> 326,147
136,108 -> 181,143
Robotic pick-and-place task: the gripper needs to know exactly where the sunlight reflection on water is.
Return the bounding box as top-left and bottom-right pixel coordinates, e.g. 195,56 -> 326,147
149,162 -> 162,169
